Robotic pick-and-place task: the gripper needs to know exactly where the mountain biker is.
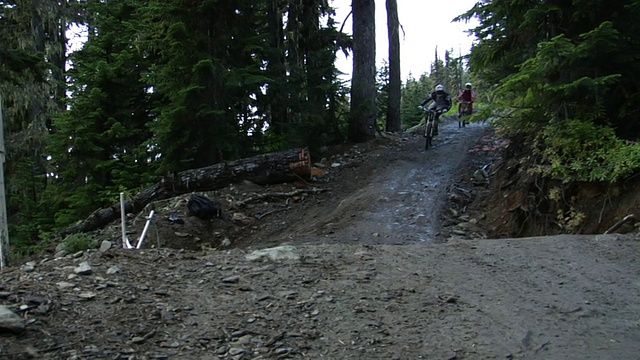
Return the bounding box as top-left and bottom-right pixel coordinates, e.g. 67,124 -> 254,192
457,82 -> 477,118
418,84 -> 452,136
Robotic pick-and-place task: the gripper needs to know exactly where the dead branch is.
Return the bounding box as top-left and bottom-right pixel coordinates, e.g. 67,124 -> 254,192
604,214 -> 636,234
235,188 -> 328,208
598,195 -> 612,225
255,208 -> 289,220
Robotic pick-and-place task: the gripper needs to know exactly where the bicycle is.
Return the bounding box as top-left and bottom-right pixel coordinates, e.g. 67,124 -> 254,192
421,107 -> 438,150
458,101 -> 472,128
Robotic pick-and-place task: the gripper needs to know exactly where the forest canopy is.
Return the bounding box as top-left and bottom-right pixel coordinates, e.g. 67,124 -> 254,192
459,0 -> 640,182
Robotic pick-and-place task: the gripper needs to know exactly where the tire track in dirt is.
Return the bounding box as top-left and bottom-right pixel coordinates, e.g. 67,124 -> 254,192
283,119 -> 490,245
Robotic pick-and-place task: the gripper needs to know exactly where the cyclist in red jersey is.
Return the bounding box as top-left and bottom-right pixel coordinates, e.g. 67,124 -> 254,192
457,82 -> 477,118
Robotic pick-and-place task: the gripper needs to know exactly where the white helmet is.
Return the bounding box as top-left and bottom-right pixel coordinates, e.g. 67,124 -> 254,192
465,82 -> 472,87
435,84 -> 444,91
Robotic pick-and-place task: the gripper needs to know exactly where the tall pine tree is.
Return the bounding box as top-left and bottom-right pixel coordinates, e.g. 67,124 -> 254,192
46,0 -> 157,226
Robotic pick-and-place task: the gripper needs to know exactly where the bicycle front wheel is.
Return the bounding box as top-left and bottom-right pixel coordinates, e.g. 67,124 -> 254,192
425,122 -> 433,150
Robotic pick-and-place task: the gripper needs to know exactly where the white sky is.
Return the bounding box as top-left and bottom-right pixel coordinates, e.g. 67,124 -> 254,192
331,0 -> 479,81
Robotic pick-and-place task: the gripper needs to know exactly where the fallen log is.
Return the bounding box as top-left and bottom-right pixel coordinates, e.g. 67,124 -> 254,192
58,148 -> 312,237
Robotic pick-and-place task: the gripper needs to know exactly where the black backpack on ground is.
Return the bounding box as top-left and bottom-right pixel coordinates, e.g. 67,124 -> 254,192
187,194 -> 222,220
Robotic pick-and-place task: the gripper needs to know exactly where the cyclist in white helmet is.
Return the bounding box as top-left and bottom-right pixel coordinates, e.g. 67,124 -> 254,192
418,84 -> 452,136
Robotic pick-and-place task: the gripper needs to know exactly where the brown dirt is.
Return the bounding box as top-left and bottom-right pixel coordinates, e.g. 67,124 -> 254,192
1,117 -> 640,359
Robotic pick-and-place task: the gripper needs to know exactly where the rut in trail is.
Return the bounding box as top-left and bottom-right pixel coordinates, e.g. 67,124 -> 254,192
270,119 -> 491,246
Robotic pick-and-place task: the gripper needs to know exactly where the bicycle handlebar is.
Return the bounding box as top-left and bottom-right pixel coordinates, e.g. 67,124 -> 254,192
420,107 -> 447,114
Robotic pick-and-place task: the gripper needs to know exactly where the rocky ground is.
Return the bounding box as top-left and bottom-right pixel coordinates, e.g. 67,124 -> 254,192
1,117 -> 639,359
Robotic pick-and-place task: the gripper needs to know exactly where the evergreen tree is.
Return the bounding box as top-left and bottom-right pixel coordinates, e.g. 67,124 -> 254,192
0,0 -> 68,244
401,74 -> 431,128
444,49 -> 462,96
45,0 -> 158,227
0,0 -> 357,247
282,0 -> 349,149
429,48 -> 445,87
376,61 -> 389,130
140,0 -> 261,171
139,0 -> 349,168
461,0 -> 640,182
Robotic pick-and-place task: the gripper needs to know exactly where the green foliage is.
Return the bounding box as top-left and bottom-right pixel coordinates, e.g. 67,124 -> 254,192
0,0 -> 69,246
533,120 -> 640,182
397,46 -> 475,129
556,208 -> 586,234
1,0 -> 353,249
465,0 -> 640,184
44,0 -> 159,229
400,74 -> 432,128
376,62 -> 390,130
443,49 -> 464,94
8,237 -> 56,265
4,154 -> 46,240
142,0 -> 350,166
62,233 -> 97,253
0,48 -> 43,82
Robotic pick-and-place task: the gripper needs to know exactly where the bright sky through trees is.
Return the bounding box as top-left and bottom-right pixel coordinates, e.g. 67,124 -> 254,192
331,0 -> 478,81
67,2 -> 478,81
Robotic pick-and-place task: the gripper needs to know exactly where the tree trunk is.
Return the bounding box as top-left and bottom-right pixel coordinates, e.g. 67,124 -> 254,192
57,148 -> 312,237
349,0 -> 376,142
266,0 -> 290,137
385,0 -> 401,132
285,0 -> 304,142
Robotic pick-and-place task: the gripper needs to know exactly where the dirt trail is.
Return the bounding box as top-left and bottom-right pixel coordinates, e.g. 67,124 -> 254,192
260,119 -> 489,246
1,118 -> 639,359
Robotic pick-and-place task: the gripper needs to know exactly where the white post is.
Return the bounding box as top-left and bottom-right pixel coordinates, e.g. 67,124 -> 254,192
136,210 -> 155,249
0,96 -> 9,268
120,193 -> 132,249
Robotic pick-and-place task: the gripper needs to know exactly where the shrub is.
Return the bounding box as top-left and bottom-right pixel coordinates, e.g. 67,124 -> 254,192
532,119 -> 640,182
62,233 -> 97,253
